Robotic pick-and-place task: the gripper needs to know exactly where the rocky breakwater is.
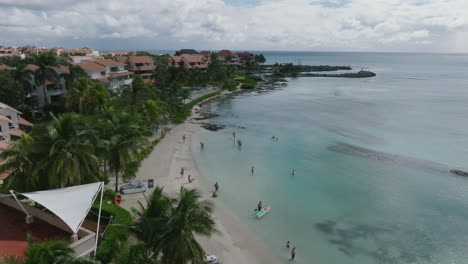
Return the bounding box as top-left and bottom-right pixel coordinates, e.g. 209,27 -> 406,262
298,70 -> 376,78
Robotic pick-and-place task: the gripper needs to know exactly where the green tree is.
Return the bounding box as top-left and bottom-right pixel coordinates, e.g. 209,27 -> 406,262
131,187 -> 217,264
0,71 -> 30,111
25,240 -> 99,264
106,110 -> 147,192
61,64 -> 87,90
0,134 -> 38,192
65,77 -> 109,114
32,113 -> 103,188
181,88 -> 190,104
143,99 -> 166,125
29,52 -> 60,107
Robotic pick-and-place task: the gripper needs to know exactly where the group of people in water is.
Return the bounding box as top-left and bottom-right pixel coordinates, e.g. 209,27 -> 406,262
286,241 -> 296,261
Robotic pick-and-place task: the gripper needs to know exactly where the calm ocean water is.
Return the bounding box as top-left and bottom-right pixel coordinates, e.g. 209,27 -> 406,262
192,52 -> 468,263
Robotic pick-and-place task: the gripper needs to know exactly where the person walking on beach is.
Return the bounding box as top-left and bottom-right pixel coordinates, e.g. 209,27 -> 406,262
233,132 -> 236,140
251,166 -> 255,174
188,175 -> 193,183
214,182 -> 219,191
257,201 -> 262,211
286,241 -> 290,249
183,134 -> 186,143
200,142 -> 205,150
290,247 -> 296,261
180,168 -> 184,177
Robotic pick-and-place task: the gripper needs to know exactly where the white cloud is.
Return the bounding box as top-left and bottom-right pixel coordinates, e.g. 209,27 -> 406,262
0,0 -> 467,52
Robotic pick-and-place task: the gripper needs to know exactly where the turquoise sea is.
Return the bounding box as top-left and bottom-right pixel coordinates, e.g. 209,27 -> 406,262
192,52 -> 468,264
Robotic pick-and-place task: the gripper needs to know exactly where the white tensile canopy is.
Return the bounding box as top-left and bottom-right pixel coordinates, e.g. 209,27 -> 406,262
19,182 -> 104,234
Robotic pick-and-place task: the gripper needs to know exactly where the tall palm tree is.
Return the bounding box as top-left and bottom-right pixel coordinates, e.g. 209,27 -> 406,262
112,241 -> 158,264
32,112 -> 102,188
131,187 -> 217,264
25,240 -> 99,264
142,99 -> 167,125
65,77 -> 109,114
30,52 -> 60,107
106,110 -> 146,192
0,134 -> 39,192
11,63 -> 33,90
61,64 -> 87,90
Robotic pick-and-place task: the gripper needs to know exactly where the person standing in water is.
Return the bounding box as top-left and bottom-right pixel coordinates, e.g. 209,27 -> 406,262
214,182 -> 219,191
290,247 -> 296,261
233,132 -> 236,139
291,169 -> 295,176
251,166 -> 255,174
257,201 -> 262,211
286,241 -> 290,249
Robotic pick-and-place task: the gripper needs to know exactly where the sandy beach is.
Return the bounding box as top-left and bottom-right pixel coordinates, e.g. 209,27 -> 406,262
112,93 -> 281,264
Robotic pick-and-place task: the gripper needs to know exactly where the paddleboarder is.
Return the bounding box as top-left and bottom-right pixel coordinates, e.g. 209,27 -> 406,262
257,201 -> 262,211
214,182 -> 219,191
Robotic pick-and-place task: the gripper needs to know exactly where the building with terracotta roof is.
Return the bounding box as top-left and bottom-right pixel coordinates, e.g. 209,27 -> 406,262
0,47 -> 24,58
0,64 -> 15,71
107,51 -> 129,57
58,48 -> 99,57
0,102 -> 33,182
236,51 -> 255,65
168,54 -> 209,69
128,56 -> 155,82
217,50 -> 240,65
77,59 -> 133,91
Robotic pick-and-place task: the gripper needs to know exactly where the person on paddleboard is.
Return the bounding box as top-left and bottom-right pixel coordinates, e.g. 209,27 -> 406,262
257,201 -> 262,211
214,182 -> 219,191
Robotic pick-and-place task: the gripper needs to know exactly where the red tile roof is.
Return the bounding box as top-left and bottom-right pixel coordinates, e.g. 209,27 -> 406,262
115,56 -> 129,64
94,59 -> 125,67
53,65 -> 70,74
26,64 -> 39,71
77,62 -> 106,73
0,102 -> 21,114
9,128 -> 24,137
19,117 -> 33,127
0,140 -> 11,150
199,51 -> 211,55
218,50 -> 234,56
0,114 -> 12,123
171,56 -> 183,62
0,64 -> 15,70
129,56 -> 154,64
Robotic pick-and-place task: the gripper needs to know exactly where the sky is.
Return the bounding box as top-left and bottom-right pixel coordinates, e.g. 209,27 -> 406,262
1,0 -> 468,52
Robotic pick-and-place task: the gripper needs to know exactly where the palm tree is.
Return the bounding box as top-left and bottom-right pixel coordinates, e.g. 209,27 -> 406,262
65,77 -> 109,114
11,63 -> 33,90
143,99 -> 167,125
32,113 -> 102,188
30,52 -> 60,107
131,187 -> 217,264
61,64 -> 87,90
106,110 -> 146,192
112,241 -> 158,264
25,240 -> 100,264
0,134 -> 39,192
181,88 -> 190,104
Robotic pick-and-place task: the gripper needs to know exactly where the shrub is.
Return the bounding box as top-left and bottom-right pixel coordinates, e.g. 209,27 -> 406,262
174,91 -> 221,123
93,203 -> 132,263
103,189 -> 117,202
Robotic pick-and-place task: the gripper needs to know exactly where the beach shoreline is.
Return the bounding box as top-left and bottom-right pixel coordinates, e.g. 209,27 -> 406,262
116,91 -> 282,264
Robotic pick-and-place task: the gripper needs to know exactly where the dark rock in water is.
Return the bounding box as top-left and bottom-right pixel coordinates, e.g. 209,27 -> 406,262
201,123 -> 225,131
193,113 -> 219,120
450,170 -> 468,176
298,70 -> 376,78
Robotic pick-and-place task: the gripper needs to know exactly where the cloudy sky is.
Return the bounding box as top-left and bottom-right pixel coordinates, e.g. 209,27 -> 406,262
1,0 -> 468,52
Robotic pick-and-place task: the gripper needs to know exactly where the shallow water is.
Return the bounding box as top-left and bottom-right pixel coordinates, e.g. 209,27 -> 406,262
193,52 -> 468,263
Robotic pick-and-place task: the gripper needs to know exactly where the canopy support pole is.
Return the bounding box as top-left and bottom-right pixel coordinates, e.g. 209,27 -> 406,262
93,184 -> 104,257
9,190 -> 31,218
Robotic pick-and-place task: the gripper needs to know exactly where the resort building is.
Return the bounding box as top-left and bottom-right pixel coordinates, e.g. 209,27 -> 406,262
236,51 -> 255,65
0,47 -> 24,58
58,48 -> 100,57
107,51 -> 130,57
0,182 -> 107,260
26,64 -> 70,108
217,50 -> 240,65
77,59 -> 133,91
0,102 -> 33,183
168,54 -> 209,69
128,56 -> 156,83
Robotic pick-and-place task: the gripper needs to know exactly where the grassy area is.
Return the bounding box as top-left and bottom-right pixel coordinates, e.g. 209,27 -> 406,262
92,203 -> 132,263
174,90 -> 222,123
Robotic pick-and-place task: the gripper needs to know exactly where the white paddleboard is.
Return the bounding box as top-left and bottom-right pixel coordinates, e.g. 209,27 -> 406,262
256,206 -> 271,219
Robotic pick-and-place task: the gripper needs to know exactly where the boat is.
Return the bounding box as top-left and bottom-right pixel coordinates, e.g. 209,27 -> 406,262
256,206 -> 271,219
